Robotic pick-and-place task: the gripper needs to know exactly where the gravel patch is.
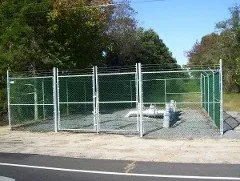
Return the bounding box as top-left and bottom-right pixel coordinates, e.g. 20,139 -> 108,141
14,108 -> 223,139
144,109 -> 219,138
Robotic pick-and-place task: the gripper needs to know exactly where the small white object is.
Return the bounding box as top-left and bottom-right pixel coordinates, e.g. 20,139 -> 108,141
125,104 -> 164,118
163,104 -> 170,128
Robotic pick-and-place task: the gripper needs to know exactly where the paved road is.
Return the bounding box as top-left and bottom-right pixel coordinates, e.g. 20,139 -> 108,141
0,153 -> 240,181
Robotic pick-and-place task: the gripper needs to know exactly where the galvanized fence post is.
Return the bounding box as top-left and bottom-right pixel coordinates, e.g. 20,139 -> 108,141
33,84 -> 38,121
7,70 -> 11,129
200,74 -> 203,107
95,66 -> 100,133
220,59 -> 224,135
66,80 -> 69,116
56,68 -> 60,130
203,75 -> 205,109
212,71 -> 215,123
53,67 -> 58,133
207,74 -> 210,114
138,63 -> 143,137
42,80 -> 46,120
135,63 -> 139,132
92,66 -> 97,132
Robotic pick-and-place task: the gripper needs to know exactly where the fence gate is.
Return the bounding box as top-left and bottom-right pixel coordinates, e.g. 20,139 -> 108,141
97,65 -> 139,134
57,68 -> 96,132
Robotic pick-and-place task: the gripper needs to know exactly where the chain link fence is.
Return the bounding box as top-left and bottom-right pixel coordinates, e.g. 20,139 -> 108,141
7,62 -> 223,137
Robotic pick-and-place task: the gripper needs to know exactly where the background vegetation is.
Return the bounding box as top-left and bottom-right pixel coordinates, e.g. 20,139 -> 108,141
0,0 -> 177,123
186,5 -> 240,93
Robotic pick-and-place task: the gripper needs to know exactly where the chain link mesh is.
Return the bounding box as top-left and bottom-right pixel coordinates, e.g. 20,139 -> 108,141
9,76 -> 54,131
58,75 -> 94,130
98,72 -> 138,134
8,64 -> 222,137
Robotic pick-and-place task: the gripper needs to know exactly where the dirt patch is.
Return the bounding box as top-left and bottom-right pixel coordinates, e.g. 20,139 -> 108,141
0,127 -> 240,164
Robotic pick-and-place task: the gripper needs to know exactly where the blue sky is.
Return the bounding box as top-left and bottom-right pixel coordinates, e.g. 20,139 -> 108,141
128,0 -> 240,65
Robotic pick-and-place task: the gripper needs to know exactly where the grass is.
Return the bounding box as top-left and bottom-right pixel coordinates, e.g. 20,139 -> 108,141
224,93 -> 240,112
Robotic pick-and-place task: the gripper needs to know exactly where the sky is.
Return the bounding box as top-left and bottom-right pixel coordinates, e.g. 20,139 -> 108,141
127,0 -> 240,65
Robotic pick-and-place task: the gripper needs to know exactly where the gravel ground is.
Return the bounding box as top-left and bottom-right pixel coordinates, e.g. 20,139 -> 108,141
144,109 -> 219,138
14,108 -> 226,139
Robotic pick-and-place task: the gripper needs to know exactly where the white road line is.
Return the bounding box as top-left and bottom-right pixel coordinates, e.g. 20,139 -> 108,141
0,162 -> 240,180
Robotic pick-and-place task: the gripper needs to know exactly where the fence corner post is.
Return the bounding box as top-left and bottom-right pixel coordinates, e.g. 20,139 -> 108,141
219,59 -> 224,135
53,67 -> 58,133
138,63 -> 143,137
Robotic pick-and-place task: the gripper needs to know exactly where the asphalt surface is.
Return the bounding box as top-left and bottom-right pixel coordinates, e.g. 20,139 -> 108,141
0,153 -> 240,181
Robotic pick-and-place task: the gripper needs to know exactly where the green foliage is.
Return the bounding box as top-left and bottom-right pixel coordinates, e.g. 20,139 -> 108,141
187,4 -> 240,92
0,0 -> 177,123
47,4 -> 108,68
105,27 -> 177,66
135,28 -> 177,65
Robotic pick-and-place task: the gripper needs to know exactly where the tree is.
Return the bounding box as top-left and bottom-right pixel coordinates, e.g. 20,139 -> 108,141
187,4 -> 240,92
104,0 -> 139,66
0,0 -> 112,121
136,28 -> 177,66
47,3 -> 108,68
186,33 -> 220,66
0,0 -> 178,123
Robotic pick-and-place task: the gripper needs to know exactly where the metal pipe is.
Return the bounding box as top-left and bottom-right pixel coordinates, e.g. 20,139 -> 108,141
143,77 -> 200,81
203,75 -> 206,109
212,71 -> 215,123
59,101 -> 93,104
99,101 -> 137,104
58,74 -> 92,78
95,66 -> 100,133
53,67 -> 58,133
166,92 -> 201,95
10,76 -> 53,80
56,68 -> 60,130
11,103 -> 53,106
98,72 -> 136,76
92,67 -> 97,132
135,63 -> 139,132
7,70 -> 11,129
207,75 -> 210,114
200,74 -> 203,107
84,82 -> 87,112
66,80 -> 69,116
138,63 -> 143,137
142,69 -> 214,74
220,59 -> 224,135
42,80 -> 45,120
34,86 -> 38,121
24,83 -> 38,120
